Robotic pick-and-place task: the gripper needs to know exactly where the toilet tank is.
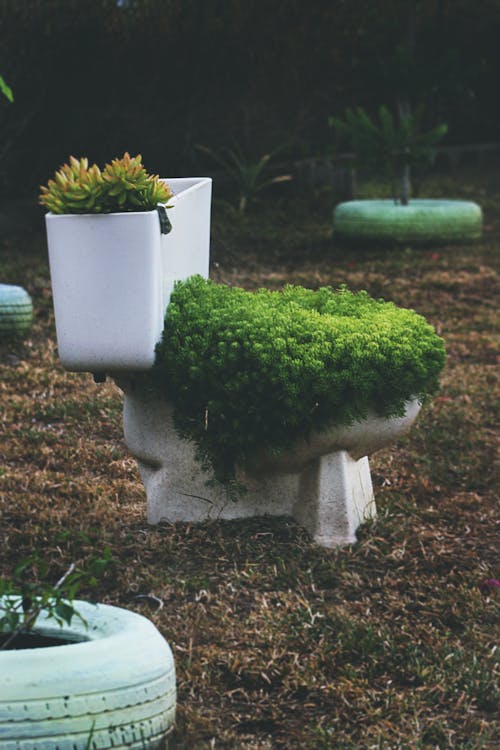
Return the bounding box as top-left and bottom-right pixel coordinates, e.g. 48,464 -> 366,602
161,177 -> 212,312
45,177 -> 212,373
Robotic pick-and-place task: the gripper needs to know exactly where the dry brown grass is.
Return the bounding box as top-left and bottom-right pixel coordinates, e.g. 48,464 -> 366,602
0,170 -> 498,748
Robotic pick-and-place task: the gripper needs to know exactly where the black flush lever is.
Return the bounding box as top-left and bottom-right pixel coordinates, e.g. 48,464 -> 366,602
157,205 -> 172,234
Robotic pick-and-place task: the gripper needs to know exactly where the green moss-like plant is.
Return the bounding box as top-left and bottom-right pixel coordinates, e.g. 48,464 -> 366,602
39,153 -> 173,214
154,276 -> 446,484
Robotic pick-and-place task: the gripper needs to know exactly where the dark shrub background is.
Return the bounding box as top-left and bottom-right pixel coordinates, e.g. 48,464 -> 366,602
1,0 -> 499,197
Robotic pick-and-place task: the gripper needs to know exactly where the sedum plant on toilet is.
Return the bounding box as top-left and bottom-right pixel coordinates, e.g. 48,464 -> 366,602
120,276 -> 444,546
153,276 -> 446,485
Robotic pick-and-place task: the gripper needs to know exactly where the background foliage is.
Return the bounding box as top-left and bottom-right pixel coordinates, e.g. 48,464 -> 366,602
1,0 -> 500,197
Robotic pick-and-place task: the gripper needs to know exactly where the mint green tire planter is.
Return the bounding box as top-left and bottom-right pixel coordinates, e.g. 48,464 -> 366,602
0,600 -> 176,750
0,284 -> 33,337
333,199 -> 483,244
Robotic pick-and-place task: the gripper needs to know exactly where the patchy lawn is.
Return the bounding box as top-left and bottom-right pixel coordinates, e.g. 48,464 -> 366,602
0,168 -> 498,749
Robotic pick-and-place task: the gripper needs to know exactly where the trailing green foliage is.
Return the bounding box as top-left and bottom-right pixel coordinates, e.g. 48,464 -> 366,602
39,153 -> 173,214
329,105 -> 447,204
154,276 -> 446,483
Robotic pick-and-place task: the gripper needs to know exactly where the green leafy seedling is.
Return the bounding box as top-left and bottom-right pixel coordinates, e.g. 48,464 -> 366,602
0,549 -> 113,649
197,143 -> 291,213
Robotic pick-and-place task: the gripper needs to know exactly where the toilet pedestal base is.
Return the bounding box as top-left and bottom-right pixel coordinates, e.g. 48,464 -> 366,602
295,452 -> 374,547
121,384 -> 379,548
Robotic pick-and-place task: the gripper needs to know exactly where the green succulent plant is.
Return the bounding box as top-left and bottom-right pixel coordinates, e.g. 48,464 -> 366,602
101,152 -> 173,211
39,152 -> 173,214
39,157 -> 106,214
154,276 -> 446,484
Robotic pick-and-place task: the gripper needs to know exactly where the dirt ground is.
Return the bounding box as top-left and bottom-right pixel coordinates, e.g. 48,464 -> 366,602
0,170 -> 498,748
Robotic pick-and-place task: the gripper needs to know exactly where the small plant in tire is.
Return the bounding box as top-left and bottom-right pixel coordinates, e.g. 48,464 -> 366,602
0,550 -> 112,649
329,104 -> 447,205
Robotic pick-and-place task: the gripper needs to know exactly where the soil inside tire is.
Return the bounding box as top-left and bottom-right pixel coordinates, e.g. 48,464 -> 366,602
0,631 -> 89,649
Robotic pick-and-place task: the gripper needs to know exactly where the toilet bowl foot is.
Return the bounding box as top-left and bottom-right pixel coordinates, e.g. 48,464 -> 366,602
294,452 -> 375,547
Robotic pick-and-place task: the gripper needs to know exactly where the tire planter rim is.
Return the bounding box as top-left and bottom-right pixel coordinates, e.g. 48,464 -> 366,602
0,599 -> 176,750
333,199 -> 483,244
0,283 -> 33,337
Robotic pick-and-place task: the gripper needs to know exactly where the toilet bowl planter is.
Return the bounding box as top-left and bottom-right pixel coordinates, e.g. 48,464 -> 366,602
0,598 -> 176,749
41,156 -> 445,549
116,277 -> 446,548
45,177 -> 211,373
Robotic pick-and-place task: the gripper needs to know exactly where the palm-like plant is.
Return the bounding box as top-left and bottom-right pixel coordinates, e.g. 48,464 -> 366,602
197,144 -> 292,213
329,105 -> 447,205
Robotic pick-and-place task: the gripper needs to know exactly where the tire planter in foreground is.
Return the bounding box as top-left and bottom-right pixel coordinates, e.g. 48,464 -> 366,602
0,599 -> 176,750
333,199 -> 483,244
0,283 -> 33,338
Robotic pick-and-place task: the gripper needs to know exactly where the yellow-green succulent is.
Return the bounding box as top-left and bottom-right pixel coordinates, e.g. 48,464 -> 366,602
39,153 -> 173,214
39,156 -> 105,214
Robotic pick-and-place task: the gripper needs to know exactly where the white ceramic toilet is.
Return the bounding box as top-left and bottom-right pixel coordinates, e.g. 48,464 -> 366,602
46,174 -> 423,547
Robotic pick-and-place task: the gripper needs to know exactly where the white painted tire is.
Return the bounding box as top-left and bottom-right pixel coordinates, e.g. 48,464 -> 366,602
0,283 -> 33,337
333,199 -> 483,244
0,600 -> 176,749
